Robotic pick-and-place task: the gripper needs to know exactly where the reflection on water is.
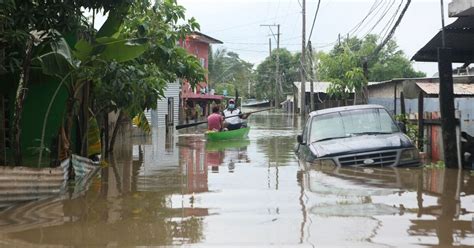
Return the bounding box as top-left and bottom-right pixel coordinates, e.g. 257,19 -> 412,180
299,164 -> 474,247
0,110 -> 473,247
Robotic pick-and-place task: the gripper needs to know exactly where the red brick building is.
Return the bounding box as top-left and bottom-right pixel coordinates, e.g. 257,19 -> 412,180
179,32 -> 224,123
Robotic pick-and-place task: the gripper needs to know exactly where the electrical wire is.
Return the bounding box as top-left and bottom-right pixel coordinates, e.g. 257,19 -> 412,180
353,0 -> 388,38
363,0 -> 396,38
348,0 -> 383,37
308,0 -> 321,43
207,11 -> 300,33
378,0 -> 404,42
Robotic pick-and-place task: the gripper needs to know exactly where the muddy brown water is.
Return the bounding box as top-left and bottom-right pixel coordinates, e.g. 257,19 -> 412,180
0,111 -> 473,247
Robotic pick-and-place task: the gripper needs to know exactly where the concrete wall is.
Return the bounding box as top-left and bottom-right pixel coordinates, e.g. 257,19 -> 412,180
368,81 -> 403,98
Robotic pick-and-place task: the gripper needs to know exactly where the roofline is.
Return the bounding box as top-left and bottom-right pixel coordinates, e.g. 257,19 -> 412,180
190,31 -> 223,44
368,75 -> 474,88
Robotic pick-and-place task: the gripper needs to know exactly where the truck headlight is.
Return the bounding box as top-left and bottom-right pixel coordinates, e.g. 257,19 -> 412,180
400,148 -> 420,162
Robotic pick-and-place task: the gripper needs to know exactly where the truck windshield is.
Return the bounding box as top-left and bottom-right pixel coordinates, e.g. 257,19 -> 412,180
310,108 -> 399,143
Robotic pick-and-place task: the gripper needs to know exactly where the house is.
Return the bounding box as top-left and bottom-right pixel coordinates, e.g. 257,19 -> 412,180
145,32 -> 224,128
367,75 -> 474,136
179,32 -> 225,124
293,81 -> 375,112
145,80 -> 180,128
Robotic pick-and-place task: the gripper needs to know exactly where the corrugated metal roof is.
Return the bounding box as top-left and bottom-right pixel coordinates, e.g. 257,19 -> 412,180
294,81 -> 332,93
416,82 -> 474,96
412,16 -> 474,63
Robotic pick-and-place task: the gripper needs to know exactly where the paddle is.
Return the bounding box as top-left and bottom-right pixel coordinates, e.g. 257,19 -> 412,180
175,107 -> 275,130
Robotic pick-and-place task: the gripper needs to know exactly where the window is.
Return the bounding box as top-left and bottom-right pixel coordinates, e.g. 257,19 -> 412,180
310,108 -> 399,143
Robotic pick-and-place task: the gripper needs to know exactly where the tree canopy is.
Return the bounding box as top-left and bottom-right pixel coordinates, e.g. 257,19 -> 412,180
208,48 -> 254,98
1,0 -> 206,166
318,34 -> 425,99
254,48 -> 300,100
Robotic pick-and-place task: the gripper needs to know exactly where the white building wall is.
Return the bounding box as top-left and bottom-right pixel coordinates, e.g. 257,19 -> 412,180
146,80 -> 180,128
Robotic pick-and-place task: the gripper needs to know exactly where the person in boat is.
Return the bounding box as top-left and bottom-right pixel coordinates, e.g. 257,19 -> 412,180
223,98 -> 249,131
207,105 -> 224,131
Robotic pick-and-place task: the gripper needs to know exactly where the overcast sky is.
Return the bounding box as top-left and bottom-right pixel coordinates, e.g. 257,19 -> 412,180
176,0 -> 457,77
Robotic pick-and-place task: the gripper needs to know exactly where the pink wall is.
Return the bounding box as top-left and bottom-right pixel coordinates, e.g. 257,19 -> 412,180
180,38 -> 209,95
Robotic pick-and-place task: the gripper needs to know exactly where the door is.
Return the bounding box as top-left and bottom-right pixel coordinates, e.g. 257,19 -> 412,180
167,97 -> 174,127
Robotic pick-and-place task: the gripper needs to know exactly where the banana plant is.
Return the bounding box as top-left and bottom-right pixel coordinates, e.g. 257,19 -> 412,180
35,5 -> 149,167
132,112 -> 151,134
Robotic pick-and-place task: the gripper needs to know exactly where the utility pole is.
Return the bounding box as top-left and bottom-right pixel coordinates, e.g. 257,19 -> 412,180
276,24 -> 282,108
308,41 -> 315,112
300,0 -> 306,116
268,38 -> 272,57
261,24 -> 281,108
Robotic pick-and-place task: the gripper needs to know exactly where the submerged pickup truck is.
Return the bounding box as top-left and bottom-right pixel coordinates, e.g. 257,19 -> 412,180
295,104 -> 420,168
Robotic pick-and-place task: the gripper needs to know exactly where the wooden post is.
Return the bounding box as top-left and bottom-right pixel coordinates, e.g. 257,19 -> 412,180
418,92 -> 424,151
400,91 -> 406,117
308,41 -> 315,112
438,47 -> 458,168
0,95 -> 5,165
393,84 -> 397,115
80,81 -> 90,157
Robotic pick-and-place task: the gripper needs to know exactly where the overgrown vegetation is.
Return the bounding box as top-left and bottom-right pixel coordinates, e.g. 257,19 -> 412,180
1,0 -> 205,167
318,35 -> 425,101
394,114 -> 420,145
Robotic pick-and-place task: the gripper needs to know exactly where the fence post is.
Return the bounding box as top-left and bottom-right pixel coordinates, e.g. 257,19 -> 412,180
418,92 -> 424,151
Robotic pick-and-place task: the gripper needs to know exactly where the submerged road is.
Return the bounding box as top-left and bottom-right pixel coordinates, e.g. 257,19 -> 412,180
0,110 -> 473,247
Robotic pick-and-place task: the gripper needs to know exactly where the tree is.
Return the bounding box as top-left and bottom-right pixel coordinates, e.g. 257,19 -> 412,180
4,0 -> 205,166
208,48 -> 253,98
96,0 -> 205,153
318,34 -> 425,100
0,0 -> 92,166
255,48 -> 300,101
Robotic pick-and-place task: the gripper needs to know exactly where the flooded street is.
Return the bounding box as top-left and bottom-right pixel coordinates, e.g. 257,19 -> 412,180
1,111 -> 474,247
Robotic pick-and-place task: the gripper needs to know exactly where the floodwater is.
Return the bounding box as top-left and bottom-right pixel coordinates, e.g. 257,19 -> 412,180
1,110 -> 474,247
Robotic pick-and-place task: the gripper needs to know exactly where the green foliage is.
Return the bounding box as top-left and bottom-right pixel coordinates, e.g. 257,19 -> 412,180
424,161 -> 445,169
215,83 -> 235,96
5,0 -> 207,165
395,114 -> 420,145
255,48 -> 300,100
93,61 -> 167,118
318,34 -> 426,99
0,0 -> 90,74
132,112 -> 151,134
208,48 -> 254,98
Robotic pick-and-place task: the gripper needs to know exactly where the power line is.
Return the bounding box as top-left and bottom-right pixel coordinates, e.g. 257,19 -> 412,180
353,0 -> 388,38
362,0 -> 396,38
348,0 -> 383,37
224,41 -> 301,46
308,0 -> 321,43
206,11 -> 299,33
378,0 -> 404,42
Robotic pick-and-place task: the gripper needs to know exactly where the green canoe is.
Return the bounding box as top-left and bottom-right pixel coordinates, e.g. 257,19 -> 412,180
206,127 -> 250,141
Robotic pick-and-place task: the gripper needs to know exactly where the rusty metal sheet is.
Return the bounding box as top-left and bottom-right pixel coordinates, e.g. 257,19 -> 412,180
416,82 -> 474,96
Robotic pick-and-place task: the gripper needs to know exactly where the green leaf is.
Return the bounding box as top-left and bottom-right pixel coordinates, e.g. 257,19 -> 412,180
73,39 -> 93,61
96,6 -> 128,38
34,37 -> 77,78
97,39 -> 148,62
